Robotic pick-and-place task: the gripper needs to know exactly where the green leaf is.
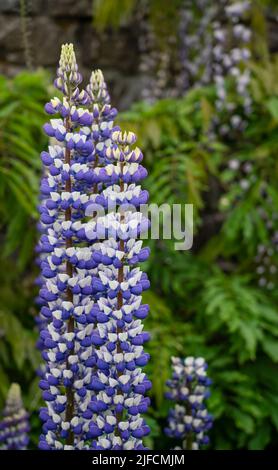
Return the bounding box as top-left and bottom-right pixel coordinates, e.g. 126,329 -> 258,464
262,336 -> 278,362
266,97 -> 278,121
248,423 -> 271,450
230,408 -> 255,434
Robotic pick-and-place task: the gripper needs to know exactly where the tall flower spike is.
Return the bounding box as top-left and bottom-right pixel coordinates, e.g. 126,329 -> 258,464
0,383 -> 30,450
165,357 -> 213,450
78,128 -> 151,450
38,43 -> 151,450
38,44 -> 101,450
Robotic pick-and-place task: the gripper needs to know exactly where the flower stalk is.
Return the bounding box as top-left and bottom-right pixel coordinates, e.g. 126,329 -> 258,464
165,357 -> 213,450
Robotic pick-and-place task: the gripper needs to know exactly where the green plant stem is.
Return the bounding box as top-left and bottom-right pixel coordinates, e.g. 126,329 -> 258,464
115,162 -> 125,435
183,381 -> 193,450
64,114 -> 75,446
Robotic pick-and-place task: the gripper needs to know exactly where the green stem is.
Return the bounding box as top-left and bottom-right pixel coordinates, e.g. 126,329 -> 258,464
64,114 -> 75,446
115,162 -> 125,436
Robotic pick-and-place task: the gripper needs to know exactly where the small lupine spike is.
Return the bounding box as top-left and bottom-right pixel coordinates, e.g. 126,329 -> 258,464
0,384 -> 30,450
165,357 -> 213,450
87,69 -> 110,105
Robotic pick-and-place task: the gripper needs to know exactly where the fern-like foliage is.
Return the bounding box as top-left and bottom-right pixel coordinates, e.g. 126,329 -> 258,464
93,0 -> 137,30
0,71 -> 50,268
0,55 -> 277,450
0,72 -> 50,447
92,0 -> 183,36
115,61 -> 278,450
118,87 -> 218,225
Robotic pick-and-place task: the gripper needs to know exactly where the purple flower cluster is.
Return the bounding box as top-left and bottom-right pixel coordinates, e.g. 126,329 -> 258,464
136,1 -> 252,105
83,128 -> 151,450
165,357 -> 212,450
0,383 -> 30,450
255,185 -> 278,291
176,0 -> 217,93
212,0 -> 252,137
37,44 -> 151,450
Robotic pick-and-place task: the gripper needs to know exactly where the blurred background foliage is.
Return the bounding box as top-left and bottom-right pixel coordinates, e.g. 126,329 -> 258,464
0,0 -> 277,450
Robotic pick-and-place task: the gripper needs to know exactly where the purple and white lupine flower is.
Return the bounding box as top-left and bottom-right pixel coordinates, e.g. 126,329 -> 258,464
36,70 -> 109,376
37,43 -> 102,450
79,128 -> 152,450
87,69 -> 111,106
37,43 -> 151,450
0,383 -> 30,450
165,357 -> 213,450
86,69 -> 118,184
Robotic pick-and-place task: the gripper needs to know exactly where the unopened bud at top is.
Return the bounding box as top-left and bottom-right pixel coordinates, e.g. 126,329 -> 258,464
55,43 -> 82,94
87,69 -> 110,105
5,383 -> 23,412
112,130 -> 137,145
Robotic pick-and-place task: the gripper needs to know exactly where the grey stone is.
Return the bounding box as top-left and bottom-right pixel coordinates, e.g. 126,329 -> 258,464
0,0 -> 44,15
0,0 -> 277,112
0,0 -> 20,14
0,15 -> 22,51
268,20 -> 278,53
0,61 -> 22,76
32,16 -> 79,66
79,25 -> 139,74
47,0 -> 92,17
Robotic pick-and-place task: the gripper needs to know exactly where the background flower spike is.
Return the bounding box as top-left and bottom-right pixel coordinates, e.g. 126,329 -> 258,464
0,383 -> 30,450
165,357 -> 213,450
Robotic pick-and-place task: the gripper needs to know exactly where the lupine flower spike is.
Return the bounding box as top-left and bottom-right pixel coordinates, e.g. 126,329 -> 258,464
37,43 -> 151,450
38,43 -> 98,450
82,128 -> 152,450
165,357 -> 213,450
0,383 -> 30,450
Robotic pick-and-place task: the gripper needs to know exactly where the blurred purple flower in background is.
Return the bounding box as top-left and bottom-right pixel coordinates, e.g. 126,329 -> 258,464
0,383 -> 30,450
165,357 -> 213,450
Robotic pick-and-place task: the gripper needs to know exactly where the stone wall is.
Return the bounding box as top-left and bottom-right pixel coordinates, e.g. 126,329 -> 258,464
0,0 -> 277,109
0,0 -> 141,109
